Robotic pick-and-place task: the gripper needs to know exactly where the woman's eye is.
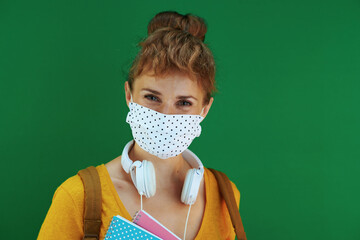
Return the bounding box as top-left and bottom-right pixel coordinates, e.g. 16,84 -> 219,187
177,100 -> 192,106
145,94 -> 159,102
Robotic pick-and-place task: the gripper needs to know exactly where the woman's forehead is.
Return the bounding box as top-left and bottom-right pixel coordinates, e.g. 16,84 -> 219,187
133,72 -> 204,97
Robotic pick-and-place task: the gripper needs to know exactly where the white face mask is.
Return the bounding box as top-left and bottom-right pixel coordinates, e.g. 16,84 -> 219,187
126,95 -> 205,159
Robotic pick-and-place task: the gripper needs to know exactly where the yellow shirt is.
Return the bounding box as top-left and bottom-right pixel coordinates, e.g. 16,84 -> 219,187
37,164 -> 240,240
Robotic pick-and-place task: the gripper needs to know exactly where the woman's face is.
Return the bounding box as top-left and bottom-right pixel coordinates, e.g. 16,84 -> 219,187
125,72 -> 213,118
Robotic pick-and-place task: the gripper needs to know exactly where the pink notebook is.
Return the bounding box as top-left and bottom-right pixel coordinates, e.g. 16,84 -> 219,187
132,210 -> 181,240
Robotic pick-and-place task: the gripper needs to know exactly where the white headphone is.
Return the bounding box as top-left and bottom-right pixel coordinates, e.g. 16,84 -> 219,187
121,140 -> 204,205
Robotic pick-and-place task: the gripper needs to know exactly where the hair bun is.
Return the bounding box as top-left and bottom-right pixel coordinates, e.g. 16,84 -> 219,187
147,11 -> 207,42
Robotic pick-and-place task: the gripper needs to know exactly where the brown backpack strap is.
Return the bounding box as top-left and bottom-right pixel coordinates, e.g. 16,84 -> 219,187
208,168 -> 247,240
78,166 -> 102,240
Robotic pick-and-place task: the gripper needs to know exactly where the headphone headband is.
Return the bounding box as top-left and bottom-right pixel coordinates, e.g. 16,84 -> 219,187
121,140 -> 204,175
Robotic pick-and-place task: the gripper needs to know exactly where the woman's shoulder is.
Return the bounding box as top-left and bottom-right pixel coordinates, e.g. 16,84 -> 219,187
58,170 -> 83,191
49,165 -> 106,215
53,164 -> 104,204
204,167 -> 241,207
51,168 -> 85,207
38,166 -> 102,239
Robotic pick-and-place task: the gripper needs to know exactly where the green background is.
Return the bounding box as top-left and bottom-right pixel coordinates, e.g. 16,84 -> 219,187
1,0 -> 359,239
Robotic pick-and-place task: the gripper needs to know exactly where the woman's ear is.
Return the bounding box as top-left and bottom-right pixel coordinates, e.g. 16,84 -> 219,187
124,81 -> 131,107
201,97 -> 214,118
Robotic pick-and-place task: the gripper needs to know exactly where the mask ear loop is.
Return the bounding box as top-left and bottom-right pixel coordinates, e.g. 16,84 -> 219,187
183,204 -> 192,240
200,106 -> 205,117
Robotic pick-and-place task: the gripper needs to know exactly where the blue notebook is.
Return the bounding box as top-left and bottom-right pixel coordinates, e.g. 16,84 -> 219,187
105,215 -> 163,240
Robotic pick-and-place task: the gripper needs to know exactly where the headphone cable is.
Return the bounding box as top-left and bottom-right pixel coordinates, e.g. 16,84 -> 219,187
183,204 -> 192,240
140,194 -> 143,211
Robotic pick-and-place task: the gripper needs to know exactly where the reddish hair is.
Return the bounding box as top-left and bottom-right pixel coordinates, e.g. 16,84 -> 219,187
128,11 -> 216,104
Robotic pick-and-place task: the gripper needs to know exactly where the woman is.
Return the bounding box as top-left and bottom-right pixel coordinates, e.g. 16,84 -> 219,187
38,11 -> 241,240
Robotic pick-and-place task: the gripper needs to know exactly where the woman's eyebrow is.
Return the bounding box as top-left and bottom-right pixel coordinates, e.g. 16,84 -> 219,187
177,96 -> 198,101
141,88 -> 162,95
141,88 -> 198,101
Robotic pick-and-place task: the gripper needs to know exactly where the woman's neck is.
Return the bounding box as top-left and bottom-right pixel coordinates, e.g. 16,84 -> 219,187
128,142 -> 191,189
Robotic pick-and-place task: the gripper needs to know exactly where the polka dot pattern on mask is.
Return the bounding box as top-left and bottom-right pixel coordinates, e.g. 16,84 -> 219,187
126,102 -> 204,159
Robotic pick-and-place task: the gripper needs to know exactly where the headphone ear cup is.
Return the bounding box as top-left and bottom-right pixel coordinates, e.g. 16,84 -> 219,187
130,161 -> 145,195
130,160 -> 156,198
181,169 -> 203,205
181,169 -> 195,205
143,160 -> 156,198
